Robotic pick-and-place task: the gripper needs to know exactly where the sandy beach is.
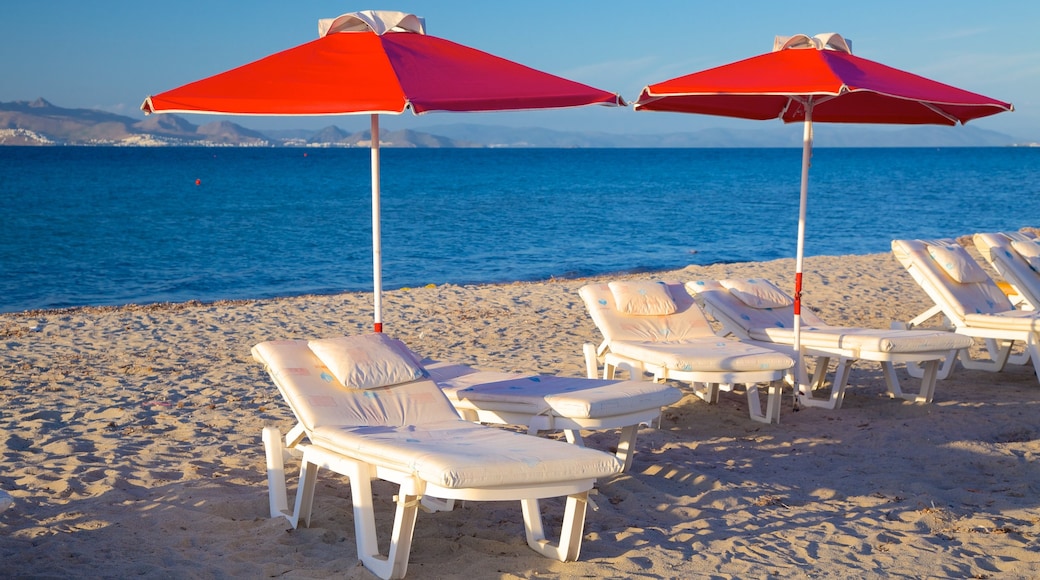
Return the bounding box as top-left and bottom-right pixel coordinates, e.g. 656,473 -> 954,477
2,244 -> 1039,579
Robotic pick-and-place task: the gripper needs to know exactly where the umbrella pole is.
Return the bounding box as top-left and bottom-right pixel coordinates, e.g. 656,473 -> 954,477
793,106 -> 813,404
371,114 -> 383,333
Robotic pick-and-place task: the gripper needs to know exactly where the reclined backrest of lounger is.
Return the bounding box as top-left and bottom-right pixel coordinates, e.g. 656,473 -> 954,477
253,337 -> 462,432
579,280 -> 716,343
891,238 -> 1014,323
973,231 -> 1040,309
686,278 -> 828,335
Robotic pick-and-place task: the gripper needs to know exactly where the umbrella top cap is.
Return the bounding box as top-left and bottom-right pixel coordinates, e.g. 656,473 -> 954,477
774,33 -> 852,54
318,10 -> 426,37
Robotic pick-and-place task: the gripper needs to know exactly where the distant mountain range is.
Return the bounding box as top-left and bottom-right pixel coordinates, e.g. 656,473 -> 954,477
0,98 -> 1034,148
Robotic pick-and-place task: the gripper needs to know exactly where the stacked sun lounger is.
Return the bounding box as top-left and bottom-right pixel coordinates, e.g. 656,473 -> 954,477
579,280 -> 795,424
973,231 -> 1040,310
687,278 -> 973,408
892,238 -> 1040,383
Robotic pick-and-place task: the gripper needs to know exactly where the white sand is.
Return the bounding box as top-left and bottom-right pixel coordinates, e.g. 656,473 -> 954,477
2,248 -> 1039,578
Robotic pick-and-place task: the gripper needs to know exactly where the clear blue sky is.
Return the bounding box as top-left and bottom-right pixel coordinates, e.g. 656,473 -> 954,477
2,1 -> 1036,138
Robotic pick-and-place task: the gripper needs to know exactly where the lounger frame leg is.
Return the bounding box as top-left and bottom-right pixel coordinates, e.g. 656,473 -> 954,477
520,492 -> 589,562
263,425 -> 314,528
263,427 -> 290,521
691,382 -> 721,404
614,424 -> 638,472
346,461 -> 420,580
582,342 -> 600,379
906,349 -> 960,380
796,356 -> 851,410
745,381 -> 782,424
892,359 -> 939,403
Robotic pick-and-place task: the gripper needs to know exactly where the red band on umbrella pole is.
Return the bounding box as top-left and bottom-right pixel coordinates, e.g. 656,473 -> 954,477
373,322 -> 383,333
793,272 -> 803,315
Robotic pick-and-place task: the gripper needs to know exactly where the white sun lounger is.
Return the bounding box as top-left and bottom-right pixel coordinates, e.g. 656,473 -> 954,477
973,231 -> 1040,310
686,279 -> 973,409
253,334 -> 622,580
579,281 -> 795,424
891,238 -> 1040,383
423,361 -> 682,472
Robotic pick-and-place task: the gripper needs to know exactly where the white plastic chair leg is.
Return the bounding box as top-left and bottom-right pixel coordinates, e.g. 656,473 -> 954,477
796,358 -> 850,410
906,349 -> 960,380
614,424 -> 639,472
1026,338 -> 1040,381
520,491 -> 589,562
262,427 -> 291,520
582,342 -> 599,379
347,461 -> 421,580
745,381 -> 782,424
293,457 -> 320,529
915,359 -> 940,403
808,355 -> 832,390
262,427 -> 321,529
959,340 -> 1013,372
882,360 -> 938,403
692,382 -> 721,404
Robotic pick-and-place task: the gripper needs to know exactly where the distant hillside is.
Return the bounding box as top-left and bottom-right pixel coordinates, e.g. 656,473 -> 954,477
0,99 -> 478,147
0,98 -> 1031,148
195,120 -> 269,145
420,122 -> 1025,148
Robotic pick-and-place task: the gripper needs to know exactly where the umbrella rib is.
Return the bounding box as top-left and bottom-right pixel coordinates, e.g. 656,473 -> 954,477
918,101 -> 961,125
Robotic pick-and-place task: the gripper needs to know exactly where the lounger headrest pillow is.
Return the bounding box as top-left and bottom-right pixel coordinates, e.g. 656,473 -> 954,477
1010,238 -> 1040,270
926,242 -> 989,284
308,333 -> 426,390
725,279 -> 793,309
607,281 -> 676,315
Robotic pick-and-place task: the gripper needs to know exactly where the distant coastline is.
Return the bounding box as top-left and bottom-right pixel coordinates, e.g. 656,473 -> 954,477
1,98 -> 1035,148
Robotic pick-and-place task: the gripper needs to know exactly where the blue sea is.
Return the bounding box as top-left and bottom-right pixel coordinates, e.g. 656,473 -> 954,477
2,146 -> 1038,314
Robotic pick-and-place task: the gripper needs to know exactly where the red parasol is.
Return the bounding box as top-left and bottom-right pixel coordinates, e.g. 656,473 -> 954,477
635,33 -> 1013,406
142,10 -> 623,331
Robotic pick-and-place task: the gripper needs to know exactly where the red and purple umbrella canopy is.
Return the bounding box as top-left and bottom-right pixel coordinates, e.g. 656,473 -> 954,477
635,33 -> 1013,406
143,10 -> 623,331
635,33 -> 1011,125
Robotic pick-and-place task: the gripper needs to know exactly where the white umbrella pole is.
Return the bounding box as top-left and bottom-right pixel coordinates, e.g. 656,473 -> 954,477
371,114 -> 383,333
793,105 -> 813,403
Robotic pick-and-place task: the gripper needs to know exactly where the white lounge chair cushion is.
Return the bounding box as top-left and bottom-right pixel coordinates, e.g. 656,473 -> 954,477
310,420 -> 620,489
580,282 -> 717,342
608,281 -> 677,315
926,241 -> 989,284
686,279 -> 825,330
253,340 -> 461,429
963,310 -> 1040,332
893,239 -> 1015,319
254,340 -> 622,489
688,279 -> 973,354
751,326 -> 972,353
1010,238 -> 1040,270
427,364 -> 681,419
308,333 -> 425,390
725,279 -> 793,309
609,337 -> 794,373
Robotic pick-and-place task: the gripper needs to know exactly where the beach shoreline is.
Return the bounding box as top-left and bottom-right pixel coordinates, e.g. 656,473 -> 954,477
2,250 -> 1039,578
